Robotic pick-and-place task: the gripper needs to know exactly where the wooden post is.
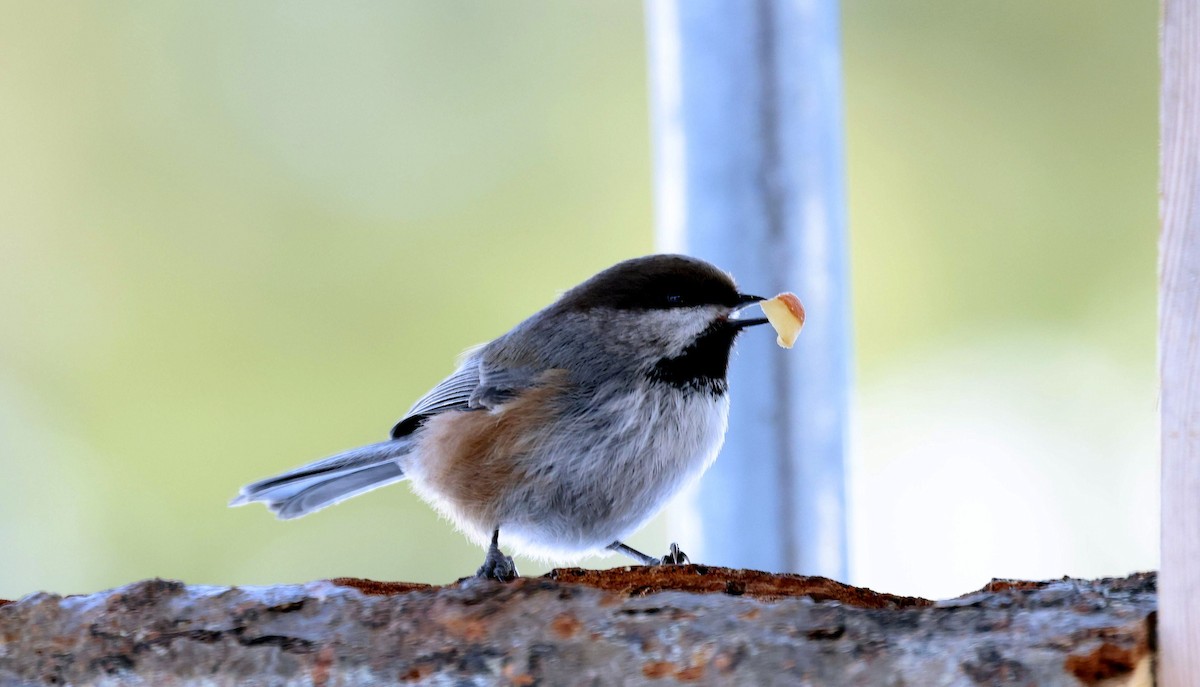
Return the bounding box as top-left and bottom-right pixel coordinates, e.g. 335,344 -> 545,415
645,0 -> 850,578
1160,0 -> 1200,684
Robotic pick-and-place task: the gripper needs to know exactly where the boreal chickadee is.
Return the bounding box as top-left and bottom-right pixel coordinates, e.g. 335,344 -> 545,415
231,254 -> 772,580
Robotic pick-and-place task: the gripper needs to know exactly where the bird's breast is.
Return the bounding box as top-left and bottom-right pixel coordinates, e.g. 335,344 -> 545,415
494,383 -> 730,556
404,375 -> 731,558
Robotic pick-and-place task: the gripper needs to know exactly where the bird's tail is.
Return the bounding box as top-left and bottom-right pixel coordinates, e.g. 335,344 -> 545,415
230,438 -> 413,519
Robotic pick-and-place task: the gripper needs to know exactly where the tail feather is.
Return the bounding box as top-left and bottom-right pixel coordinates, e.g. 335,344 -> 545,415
231,439 -> 411,519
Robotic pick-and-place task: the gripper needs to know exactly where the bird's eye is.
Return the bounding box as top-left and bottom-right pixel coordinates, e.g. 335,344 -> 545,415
665,293 -> 685,307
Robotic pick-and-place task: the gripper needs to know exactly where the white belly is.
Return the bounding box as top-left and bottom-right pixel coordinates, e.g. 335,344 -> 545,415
498,387 -> 730,561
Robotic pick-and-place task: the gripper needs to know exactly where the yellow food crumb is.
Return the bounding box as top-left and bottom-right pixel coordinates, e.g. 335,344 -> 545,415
760,292 -> 805,348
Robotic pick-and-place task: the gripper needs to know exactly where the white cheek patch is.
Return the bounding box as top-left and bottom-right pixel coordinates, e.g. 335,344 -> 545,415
643,306 -> 728,356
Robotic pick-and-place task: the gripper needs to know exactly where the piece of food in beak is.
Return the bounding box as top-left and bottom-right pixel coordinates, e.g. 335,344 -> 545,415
760,292 -> 805,348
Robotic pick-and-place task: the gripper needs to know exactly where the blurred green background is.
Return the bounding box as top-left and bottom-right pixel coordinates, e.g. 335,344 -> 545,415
0,1 -> 1156,600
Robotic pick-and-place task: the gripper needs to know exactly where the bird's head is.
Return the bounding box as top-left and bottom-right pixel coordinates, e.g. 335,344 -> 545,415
552,254 -> 769,390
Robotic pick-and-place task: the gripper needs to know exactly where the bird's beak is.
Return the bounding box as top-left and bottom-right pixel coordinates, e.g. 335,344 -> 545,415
730,293 -> 769,329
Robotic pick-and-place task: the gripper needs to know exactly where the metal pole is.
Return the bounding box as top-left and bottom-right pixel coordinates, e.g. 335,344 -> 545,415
646,0 -> 850,578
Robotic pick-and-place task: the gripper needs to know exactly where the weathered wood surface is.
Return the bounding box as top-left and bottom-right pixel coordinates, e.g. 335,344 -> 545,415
1160,1 -> 1200,686
0,568 -> 1155,686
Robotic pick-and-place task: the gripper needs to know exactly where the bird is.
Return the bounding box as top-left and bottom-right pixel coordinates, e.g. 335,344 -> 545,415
231,254 -> 772,580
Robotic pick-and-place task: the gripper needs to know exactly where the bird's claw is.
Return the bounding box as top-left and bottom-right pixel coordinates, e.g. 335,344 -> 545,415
659,542 -> 690,565
476,551 -> 518,582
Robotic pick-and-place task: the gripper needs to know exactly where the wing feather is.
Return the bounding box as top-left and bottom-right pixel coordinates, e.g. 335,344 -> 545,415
390,359 -> 480,439
389,347 -> 550,439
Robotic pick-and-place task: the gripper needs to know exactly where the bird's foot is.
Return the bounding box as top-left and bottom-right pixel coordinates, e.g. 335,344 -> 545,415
476,531 -> 518,581
476,552 -> 518,581
660,542 -> 690,565
609,540 -> 692,566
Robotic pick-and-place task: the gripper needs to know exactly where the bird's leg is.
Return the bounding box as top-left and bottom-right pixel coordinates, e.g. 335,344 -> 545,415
608,541 -> 691,566
476,529 -> 518,581
608,541 -> 658,565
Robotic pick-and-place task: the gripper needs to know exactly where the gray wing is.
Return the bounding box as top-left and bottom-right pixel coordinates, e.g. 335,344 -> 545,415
406,361 -> 482,417
389,352 -> 543,439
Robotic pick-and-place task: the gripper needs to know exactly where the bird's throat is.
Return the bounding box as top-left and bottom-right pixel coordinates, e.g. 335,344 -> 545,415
646,322 -> 739,395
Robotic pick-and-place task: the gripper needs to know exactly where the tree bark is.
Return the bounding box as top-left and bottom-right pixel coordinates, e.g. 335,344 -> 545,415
0,567 -> 1154,686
